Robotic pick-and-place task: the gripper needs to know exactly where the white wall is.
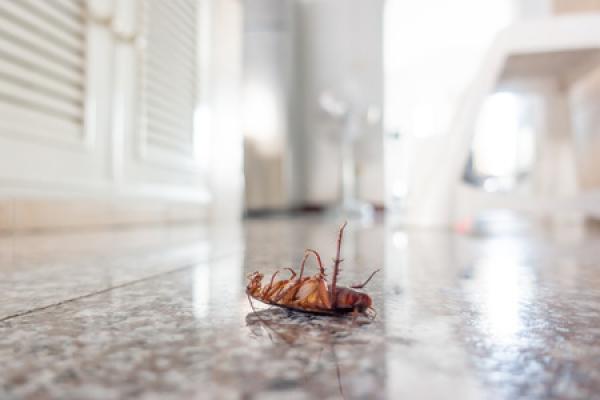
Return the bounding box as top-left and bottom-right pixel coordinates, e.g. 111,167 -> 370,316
570,66 -> 600,191
296,0 -> 384,206
241,0 -> 384,210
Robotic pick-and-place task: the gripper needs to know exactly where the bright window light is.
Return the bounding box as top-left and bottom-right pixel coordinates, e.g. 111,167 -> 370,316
471,92 -> 536,181
243,80 -> 283,157
384,0 -> 515,138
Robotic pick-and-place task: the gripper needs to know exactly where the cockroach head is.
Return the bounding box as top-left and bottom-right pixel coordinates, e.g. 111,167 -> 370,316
353,292 -> 373,312
246,271 -> 264,296
247,271 -> 263,280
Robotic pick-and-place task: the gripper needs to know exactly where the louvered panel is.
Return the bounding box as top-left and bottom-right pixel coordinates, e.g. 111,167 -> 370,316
145,67 -> 195,104
145,41 -> 196,76
146,80 -> 194,138
147,137 -> 192,154
0,7 -> 84,71
151,10 -> 196,56
1,1 -> 83,52
144,78 -> 195,114
0,35 -> 82,86
146,111 -> 193,146
149,3 -> 196,50
145,103 -> 195,141
146,123 -> 194,152
145,100 -> 193,134
19,0 -> 85,38
0,77 -> 82,121
164,1 -> 196,36
51,0 -> 84,22
0,0 -> 85,143
145,58 -> 195,90
0,57 -> 81,103
0,100 -> 81,141
141,0 -> 198,158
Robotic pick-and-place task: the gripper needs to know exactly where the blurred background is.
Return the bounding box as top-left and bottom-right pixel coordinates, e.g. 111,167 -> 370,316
1,0 -> 600,231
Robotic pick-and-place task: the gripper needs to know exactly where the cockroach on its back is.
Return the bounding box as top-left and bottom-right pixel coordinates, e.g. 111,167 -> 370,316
246,222 -> 380,317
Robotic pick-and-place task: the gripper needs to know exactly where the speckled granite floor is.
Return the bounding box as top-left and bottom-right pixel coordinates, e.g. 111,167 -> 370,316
1,217 -> 600,399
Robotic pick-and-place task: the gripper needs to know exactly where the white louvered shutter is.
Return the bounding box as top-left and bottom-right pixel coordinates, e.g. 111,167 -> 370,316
140,0 -> 198,159
0,0 -> 86,143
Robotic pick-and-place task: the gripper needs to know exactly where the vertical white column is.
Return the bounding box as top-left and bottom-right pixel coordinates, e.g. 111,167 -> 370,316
85,0 -> 115,156
243,0 -> 297,211
535,82 -> 582,225
208,0 -> 245,221
110,0 -> 138,185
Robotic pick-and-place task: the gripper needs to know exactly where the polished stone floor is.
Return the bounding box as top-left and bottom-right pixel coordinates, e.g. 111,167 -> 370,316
1,217 -> 600,399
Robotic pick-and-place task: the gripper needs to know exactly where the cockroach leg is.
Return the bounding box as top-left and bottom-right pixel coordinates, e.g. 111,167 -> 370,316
270,255 -> 313,304
366,306 -> 377,320
284,267 -> 297,280
269,268 -> 297,298
272,282 -> 298,304
268,270 -> 281,287
263,269 -> 288,298
298,251 -> 311,280
305,248 -> 325,277
299,248 -> 323,280
331,221 -> 348,309
350,268 -> 381,289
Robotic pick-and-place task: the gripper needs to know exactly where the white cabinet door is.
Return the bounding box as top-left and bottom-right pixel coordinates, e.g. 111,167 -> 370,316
0,0 -> 211,202
0,0 -> 233,226
0,0 -> 112,192
114,0 -> 210,203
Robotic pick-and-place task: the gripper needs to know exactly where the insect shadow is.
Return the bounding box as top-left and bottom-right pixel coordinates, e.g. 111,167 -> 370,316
246,307 -> 372,344
245,307 -> 373,399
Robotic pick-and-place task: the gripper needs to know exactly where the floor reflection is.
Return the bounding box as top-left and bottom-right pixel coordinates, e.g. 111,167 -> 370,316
466,238 -> 534,344
246,308 -> 373,398
457,231 -> 600,399
384,225 -> 484,399
244,307 -> 384,399
246,308 -> 373,345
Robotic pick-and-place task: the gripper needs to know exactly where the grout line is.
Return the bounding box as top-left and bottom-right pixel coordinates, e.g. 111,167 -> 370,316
0,249 -> 243,323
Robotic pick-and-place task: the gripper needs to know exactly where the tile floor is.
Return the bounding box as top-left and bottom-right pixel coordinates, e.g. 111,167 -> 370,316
1,217 -> 600,399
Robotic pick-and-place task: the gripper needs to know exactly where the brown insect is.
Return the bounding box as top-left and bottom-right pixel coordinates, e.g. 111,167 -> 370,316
246,222 -> 380,317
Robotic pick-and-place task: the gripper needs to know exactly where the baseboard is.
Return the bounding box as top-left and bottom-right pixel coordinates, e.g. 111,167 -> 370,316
0,196 -> 208,233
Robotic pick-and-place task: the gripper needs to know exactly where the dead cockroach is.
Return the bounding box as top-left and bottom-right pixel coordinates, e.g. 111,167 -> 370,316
246,222 -> 380,317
